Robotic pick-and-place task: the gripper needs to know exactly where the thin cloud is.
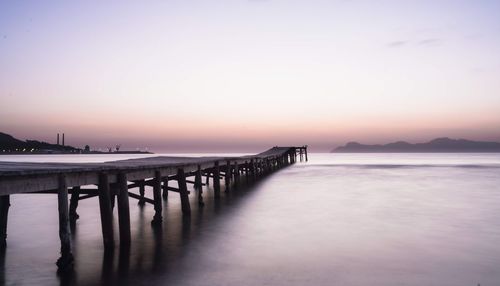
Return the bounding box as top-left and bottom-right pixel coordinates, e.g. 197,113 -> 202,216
387,38 -> 442,48
418,38 -> 441,46
387,40 -> 408,48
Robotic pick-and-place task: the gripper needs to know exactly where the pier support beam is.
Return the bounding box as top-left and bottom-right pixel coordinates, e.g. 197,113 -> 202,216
0,195 -> 10,249
117,173 -> 131,247
195,165 -> 204,206
56,175 -> 73,271
177,169 -> 191,215
213,162 -> 221,198
152,171 -> 163,226
98,173 -> 114,249
69,186 -> 80,223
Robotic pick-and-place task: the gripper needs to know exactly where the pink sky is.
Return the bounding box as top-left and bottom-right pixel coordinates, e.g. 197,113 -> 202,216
1,1 -> 500,152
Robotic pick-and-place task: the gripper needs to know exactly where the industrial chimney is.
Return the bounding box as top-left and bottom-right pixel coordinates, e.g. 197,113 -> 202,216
57,133 -> 60,145
62,133 -> 65,146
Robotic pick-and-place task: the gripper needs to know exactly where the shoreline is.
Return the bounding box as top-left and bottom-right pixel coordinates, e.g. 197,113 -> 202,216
0,151 -> 153,155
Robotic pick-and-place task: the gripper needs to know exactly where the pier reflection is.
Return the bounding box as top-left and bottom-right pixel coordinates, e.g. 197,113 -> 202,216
53,177 -> 267,286
0,248 -> 6,286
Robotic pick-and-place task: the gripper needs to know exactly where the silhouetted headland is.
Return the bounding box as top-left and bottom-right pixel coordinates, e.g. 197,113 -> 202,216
332,137 -> 500,153
0,132 -> 151,154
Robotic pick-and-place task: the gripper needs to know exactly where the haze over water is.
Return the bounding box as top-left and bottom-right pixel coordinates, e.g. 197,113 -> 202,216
2,153 -> 500,286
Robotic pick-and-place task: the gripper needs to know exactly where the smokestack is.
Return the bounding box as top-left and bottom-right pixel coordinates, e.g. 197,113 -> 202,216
57,133 -> 60,145
62,133 -> 65,146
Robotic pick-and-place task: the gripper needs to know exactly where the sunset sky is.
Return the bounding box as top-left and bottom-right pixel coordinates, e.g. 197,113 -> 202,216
1,1 -> 499,152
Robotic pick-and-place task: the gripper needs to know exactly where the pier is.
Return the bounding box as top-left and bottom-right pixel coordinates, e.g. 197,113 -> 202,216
0,146 -> 307,271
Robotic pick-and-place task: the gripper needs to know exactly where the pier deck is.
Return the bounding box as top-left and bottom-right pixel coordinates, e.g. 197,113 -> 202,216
0,146 -> 307,271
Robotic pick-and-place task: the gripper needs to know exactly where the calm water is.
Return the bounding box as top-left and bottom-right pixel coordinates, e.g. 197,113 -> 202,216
1,153 -> 500,286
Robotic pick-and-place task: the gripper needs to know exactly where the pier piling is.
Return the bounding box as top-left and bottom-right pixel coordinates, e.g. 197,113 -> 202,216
213,161 -> 221,198
69,186 -> 80,222
56,174 -> 73,271
152,171 -> 163,225
225,161 -> 231,192
0,195 -> 10,249
177,169 -> 191,215
138,180 -> 146,206
117,173 -> 131,247
98,173 -> 114,249
195,165 -> 204,206
162,177 -> 168,200
234,162 -> 240,185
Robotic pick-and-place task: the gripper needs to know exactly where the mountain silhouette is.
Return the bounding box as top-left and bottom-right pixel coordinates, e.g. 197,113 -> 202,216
332,137 -> 500,153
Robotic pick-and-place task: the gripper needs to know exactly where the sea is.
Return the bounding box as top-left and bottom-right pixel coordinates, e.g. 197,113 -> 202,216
1,153 -> 500,286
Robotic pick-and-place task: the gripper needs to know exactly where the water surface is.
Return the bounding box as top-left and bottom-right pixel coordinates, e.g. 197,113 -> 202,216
1,153 -> 500,285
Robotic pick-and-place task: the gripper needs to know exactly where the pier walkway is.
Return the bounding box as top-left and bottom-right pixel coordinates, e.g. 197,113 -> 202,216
0,146 -> 307,271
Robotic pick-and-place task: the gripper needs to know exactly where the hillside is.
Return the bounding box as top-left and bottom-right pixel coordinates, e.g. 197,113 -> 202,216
332,138 -> 500,153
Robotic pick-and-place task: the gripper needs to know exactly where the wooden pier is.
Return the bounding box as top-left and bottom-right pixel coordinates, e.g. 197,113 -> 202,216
0,146 -> 307,271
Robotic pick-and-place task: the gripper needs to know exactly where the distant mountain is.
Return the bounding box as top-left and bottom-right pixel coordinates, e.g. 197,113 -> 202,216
0,132 -> 79,153
332,138 -> 500,153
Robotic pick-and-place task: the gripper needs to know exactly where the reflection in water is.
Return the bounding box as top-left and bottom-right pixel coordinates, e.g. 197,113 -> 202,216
100,249 -> 114,285
53,175 -> 264,286
3,153 -> 500,285
0,248 -> 5,286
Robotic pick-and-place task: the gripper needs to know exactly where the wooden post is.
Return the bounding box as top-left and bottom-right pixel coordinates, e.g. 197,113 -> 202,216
177,168 -> 191,215
56,174 -> 74,271
117,173 -> 131,246
225,160 -> 231,192
98,173 -> 114,249
138,180 -> 145,206
205,171 -> 210,186
213,161 -> 221,198
234,162 -> 240,185
304,146 -> 308,162
0,195 -> 10,249
195,165 -> 204,206
256,159 -> 260,176
250,159 -> 255,179
110,183 -> 117,210
69,186 -> 80,222
152,171 -> 163,225
162,176 -> 169,200
254,160 -> 258,176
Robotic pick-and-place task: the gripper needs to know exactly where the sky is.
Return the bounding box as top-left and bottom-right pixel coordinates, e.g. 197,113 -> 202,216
1,0 -> 500,152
